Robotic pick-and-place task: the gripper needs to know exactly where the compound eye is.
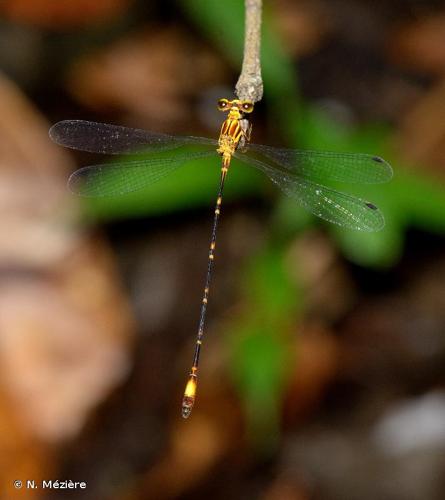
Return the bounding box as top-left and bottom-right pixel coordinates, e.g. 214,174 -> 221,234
217,99 -> 229,111
242,101 -> 254,113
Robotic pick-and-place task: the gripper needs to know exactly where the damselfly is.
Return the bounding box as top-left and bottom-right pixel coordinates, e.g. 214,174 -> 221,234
49,98 -> 392,418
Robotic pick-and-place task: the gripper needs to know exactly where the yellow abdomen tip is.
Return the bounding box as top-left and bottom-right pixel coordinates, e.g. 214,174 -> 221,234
182,373 -> 197,418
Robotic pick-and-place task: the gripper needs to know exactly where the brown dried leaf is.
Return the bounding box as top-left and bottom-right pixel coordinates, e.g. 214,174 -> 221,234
0,73 -> 135,447
284,324 -> 339,421
67,28 -> 226,129
389,14 -> 445,76
1,0 -> 131,30
393,78 -> 445,170
286,231 -> 355,321
272,0 -> 329,57
139,415 -> 227,498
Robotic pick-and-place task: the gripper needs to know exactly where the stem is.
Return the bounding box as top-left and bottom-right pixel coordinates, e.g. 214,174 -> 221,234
235,0 -> 263,103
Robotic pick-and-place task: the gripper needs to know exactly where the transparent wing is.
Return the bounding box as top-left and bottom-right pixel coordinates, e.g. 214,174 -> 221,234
69,151 -> 218,197
246,143 -> 393,184
50,120 -> 217,155
234,153 -> 385,231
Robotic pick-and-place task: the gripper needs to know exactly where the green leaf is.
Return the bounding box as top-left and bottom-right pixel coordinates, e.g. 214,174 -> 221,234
229,320 -> 292,449
242,246 -> 302,322
227,244 -> 302,444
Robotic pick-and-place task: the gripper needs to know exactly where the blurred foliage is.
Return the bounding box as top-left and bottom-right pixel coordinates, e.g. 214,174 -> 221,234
242,246 -> 302,323
230,246 -> 300,448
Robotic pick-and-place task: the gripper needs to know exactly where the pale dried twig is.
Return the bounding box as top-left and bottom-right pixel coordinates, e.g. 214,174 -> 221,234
235,0 -> 263,103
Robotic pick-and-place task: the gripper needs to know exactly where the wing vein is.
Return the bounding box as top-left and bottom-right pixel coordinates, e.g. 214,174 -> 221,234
69,151 -> 218,197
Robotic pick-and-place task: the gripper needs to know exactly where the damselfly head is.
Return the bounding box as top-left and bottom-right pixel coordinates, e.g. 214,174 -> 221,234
217,98 -> 254,114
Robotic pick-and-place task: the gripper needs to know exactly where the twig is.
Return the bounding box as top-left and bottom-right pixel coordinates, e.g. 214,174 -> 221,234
235,0 -> 263,103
